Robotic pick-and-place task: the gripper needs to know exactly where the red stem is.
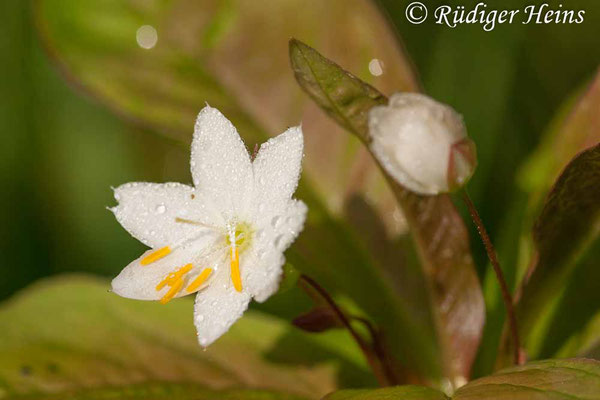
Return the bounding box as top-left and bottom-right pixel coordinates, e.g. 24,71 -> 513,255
298,275 -> 396,385
461,191 -> 522,365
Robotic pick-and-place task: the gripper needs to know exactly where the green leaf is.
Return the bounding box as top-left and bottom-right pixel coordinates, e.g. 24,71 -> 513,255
454,358 -> 600,400
8,383 -> 308,400
322,386 -> 448,400
288,39 -> 390,143
516,143 -> 600,348
0,275 -> 354,399
290,39 -> 484,383
325,359 -> 600,400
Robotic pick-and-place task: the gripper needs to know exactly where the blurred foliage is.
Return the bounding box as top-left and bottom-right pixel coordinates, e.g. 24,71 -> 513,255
2,0 -> 600,396
0,276 -> 372,399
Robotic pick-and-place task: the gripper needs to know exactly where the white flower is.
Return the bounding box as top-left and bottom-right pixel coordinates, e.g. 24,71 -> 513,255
368,93 -> 477,195
110,106 -> 306,346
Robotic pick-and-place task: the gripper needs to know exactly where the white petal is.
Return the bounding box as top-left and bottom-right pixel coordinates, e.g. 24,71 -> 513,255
111,182 -> 222,248
193,272 -> 251,346
191,106 -> 253,220
273,199 -> 307,252
252,126 -> 303,218
243,200 -> 307,301
111,233 -> 218,301
253,276 -> 282,303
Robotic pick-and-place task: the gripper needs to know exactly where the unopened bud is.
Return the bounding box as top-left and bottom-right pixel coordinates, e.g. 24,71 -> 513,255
368,93 -> 476,195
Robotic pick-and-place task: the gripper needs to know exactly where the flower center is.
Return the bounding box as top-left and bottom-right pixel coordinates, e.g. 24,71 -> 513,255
142,220 -> 254,303
225,222 -> 253,293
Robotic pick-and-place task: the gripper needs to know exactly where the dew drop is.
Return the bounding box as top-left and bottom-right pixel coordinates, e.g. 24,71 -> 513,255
271,216 -> 282,229
259,177 -> 266,185
258,203 -> 266,213
197,315 -> 205,322
368,58 -> 384,76
274,234 -> 287,250
136,25 -> 158,49
155,204 -> 166,214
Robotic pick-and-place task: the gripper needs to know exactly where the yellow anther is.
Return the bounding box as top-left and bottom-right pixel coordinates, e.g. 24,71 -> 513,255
155,263 -> 193,304
230,247 -> 242,292
141,246 -> 171,266
186,268 -> 213,293
159,279 -> 183,304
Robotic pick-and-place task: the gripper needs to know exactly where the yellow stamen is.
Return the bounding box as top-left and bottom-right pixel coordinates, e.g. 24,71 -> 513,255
159,279 -> 183,304
230,247 -> 242,292
141,246 -> 171,266
186,268 -> 213,293
155,263 -> 193,304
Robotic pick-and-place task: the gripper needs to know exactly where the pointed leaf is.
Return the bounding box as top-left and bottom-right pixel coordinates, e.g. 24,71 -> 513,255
517,143 -> 600,341
290,39 -> 484,383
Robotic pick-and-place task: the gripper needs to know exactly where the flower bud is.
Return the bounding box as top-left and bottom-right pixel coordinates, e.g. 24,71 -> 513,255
368,93 -> 476,195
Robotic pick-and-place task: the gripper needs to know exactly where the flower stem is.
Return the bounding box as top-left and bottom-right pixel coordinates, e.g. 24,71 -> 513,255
298,274 -> 396,385
461,191 -> 522,365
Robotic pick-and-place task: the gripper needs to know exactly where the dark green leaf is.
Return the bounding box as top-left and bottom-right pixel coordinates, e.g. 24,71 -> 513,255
290,39 -> 484,383
322,385 -> 448,400
454,358 -> 600,400
517,143 -> 600,346
0,275 -> 352,399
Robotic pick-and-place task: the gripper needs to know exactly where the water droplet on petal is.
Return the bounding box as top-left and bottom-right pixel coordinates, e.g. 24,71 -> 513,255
274,234 -> 287,250
258,203 -> 266,213
271,216 -> 282,229
155,204 -> 166,214
197,314 -> 205,321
